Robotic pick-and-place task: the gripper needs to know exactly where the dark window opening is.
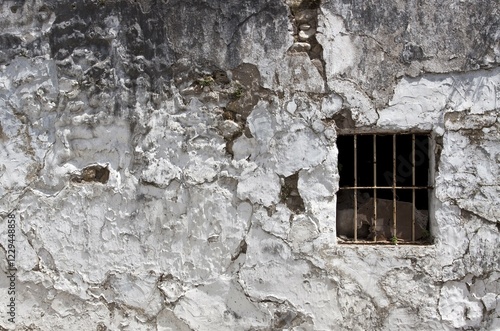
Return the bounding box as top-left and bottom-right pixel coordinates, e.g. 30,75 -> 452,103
336,133 -> 432,244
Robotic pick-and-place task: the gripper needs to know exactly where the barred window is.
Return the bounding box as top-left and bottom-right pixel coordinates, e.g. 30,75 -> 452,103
336,133 -> 433,245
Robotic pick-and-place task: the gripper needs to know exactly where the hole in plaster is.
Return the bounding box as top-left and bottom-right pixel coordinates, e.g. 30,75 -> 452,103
231,239 -> 247,261
71,164 -> 110,184
38,5 -> 49,13
96,322 -> 108,331
401,42 -> 425,64
226,63 -> 263,120
330,108 -> 355,130
0,123 -> 6,140
213,70 -> 231,84
266,204 -> 277,216
273,309 -> 312,329
280,173 -> 305,213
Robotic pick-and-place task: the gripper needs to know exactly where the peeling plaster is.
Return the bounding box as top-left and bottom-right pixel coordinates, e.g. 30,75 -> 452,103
0,0 -> 499,330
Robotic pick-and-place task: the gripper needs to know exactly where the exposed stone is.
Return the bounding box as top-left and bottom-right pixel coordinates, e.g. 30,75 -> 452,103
299,23 -> 311,31
298,28 -> 316,41
294,9 -> 317,24
401,42 -> 425,64
218,120 -> 242,140
289,41 -> 312,52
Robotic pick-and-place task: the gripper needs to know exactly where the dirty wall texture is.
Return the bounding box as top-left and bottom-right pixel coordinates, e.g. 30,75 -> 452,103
0,0 -> 499,330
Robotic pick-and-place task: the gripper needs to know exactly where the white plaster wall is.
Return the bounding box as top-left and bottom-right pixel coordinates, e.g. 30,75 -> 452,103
0,0 -> 499,330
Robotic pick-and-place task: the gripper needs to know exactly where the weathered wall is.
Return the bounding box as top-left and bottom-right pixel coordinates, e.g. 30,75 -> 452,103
0,0 -> 498,330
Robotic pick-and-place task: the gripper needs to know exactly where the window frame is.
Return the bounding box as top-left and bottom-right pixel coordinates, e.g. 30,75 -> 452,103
336,131 -> 435,245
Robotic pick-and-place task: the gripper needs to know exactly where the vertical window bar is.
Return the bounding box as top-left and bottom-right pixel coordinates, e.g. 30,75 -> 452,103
354,135 -> 358,242
412,134 -> 416,242
392,134 -> 397,242
373,135 -> 377,242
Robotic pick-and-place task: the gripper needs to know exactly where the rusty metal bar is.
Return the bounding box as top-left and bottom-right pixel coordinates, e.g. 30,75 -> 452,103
392,134 -> 397,242
412,134 -> 416,242
354,135 -> 358,241
373,134 -> 377,242
339,186 -> 432,190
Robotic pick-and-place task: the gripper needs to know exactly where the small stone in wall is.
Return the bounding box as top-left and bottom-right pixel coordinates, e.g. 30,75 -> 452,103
218,120 -> 242,140
294,9 -> 317,24
401,42 -> 425,64
290,42 -> 312,53
298,28 -> 316,41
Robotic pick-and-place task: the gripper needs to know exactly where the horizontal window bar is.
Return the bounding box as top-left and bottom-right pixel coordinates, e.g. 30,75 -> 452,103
339,186 -> 433,189
336,130 -> 431,135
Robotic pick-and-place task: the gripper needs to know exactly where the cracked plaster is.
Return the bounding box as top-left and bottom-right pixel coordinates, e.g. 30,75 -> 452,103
0,0 -> 499,330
